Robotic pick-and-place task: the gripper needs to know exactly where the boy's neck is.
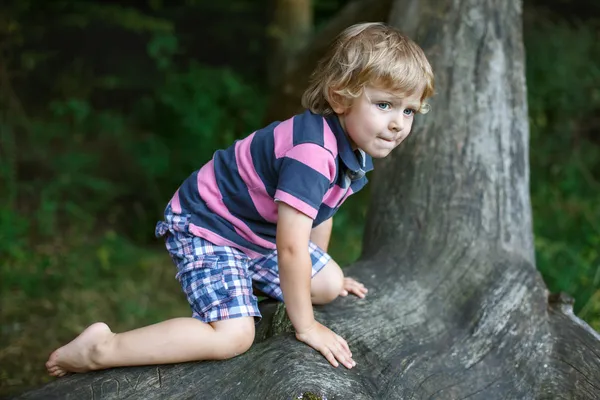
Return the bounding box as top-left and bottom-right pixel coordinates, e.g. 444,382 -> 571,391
334,113 -> 359,151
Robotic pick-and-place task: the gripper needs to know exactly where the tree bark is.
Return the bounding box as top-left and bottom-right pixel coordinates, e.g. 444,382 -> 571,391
16,0 -> 600,399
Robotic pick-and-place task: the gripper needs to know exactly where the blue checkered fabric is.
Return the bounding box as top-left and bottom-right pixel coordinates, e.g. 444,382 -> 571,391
157,213 -> 331,323
248,241 -> 331,302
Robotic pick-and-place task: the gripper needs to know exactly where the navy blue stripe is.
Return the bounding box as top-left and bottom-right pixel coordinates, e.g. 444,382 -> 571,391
178,170 -> 201,212
293,110 -> 324,147
350,176 -> 369,193
251,125 -> 277,198
277,158 -> 330,211
314,204 -> 335,226
364,154 -> 374,171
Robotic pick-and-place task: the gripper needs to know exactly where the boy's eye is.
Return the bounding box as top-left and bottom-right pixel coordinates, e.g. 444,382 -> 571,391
404,108 -> 416,116
375,102 -> 391,110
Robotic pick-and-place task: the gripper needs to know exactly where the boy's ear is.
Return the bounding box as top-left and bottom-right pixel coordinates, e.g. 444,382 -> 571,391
328,89 -> 347,114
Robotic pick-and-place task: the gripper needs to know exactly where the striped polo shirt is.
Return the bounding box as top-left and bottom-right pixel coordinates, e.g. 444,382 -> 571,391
167,109 -> 374,258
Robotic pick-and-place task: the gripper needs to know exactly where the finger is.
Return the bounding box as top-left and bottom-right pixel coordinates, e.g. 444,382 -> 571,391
344,278 -> 364,289
336,335 -> 352,356
330,343 -> 353,369
333,336 -> 352,365
345,277 -> 364,286
322,348 -> 339,367
352,281 -> 367,290
349,287 -> 365,294
334,349 -> 354,369
352,281 -> 368,292
340,289 -> 348,296
348,286 -> 366,298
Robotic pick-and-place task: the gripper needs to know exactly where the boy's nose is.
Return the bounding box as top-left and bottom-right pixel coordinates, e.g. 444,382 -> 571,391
390,115 -> 404,132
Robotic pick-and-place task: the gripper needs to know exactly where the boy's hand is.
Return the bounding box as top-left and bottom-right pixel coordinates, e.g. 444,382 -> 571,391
340,277 -> 368,298
295,321 -> 356,369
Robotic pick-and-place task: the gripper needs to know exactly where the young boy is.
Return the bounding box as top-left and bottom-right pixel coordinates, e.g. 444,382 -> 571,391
46,22 -> 434,376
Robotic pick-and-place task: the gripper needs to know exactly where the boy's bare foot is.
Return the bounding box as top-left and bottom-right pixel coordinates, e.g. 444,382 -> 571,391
45,322 -> 114,377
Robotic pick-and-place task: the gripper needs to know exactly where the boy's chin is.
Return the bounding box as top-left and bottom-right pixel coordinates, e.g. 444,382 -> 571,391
363,147 -> 394,159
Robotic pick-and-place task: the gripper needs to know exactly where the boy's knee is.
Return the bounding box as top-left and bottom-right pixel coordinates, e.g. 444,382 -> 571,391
228,327 -> 254,357
312,261 -> 344,305
320,277 -> 344,304
213,318 -> 255,360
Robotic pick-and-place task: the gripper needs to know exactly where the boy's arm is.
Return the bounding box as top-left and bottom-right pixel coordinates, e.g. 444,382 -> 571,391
276,202 -> 315,333
277,202 -> 355,369
310,217 -> 333,252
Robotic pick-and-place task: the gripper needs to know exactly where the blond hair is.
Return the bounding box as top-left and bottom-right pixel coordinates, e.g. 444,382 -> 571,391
302,22 -> 435,115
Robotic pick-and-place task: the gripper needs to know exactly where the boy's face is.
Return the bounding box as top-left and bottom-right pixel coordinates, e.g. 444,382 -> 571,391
333,86 -> 422,158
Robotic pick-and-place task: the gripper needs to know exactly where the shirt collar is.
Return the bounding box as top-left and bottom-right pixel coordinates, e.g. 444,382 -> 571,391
325,114 -> 374,178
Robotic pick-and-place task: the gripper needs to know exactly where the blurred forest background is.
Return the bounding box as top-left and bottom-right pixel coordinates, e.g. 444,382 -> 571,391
1,0 -> 599,396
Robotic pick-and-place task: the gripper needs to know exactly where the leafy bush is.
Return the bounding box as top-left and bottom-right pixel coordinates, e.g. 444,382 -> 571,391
0,21 -> 265,255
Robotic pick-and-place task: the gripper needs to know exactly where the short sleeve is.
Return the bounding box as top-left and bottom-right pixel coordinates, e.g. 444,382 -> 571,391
275,143 -> 336,219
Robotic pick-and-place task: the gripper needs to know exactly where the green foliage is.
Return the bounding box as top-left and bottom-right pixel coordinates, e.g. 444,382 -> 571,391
0,7 -> 268,392
67,3 -> 173,32
0,2 -> 265,250
144,62 -> 265,183
525,16 -> 600,326
329,189 -> 370,266
0,234 -> 188,395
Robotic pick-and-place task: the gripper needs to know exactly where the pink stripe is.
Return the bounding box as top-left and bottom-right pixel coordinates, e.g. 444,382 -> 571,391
235,134 -> 278,222
323,185 -> 353,208
197,160 -> 222,203
322,118 -> 338,158
170,189 -> 182,213
275,189 -> 318,219
273,116 -> 294,158
286,143 -> 335,181
188,224 -> 263,259
197,160 -> 275,250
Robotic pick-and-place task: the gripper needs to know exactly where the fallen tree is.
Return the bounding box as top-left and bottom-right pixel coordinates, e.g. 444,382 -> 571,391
17,0 -> 600,398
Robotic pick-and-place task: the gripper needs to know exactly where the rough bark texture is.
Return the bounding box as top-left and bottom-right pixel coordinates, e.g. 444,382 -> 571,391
16,0 -> 600,399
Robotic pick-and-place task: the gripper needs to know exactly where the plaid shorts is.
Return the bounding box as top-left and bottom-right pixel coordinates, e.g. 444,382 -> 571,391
155,212 -> 331,323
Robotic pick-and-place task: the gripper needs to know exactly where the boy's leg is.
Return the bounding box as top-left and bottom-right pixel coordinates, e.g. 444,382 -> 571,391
46,316 -> 255,376
310,258 -> 344,305
250,241 -> 348,305
311,258 -> 369,304
47,227 -> 261,377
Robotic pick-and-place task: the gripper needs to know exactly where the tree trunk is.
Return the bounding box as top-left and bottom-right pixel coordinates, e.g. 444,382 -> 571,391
267,0 -> 313,88
17,0 -> 600,399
